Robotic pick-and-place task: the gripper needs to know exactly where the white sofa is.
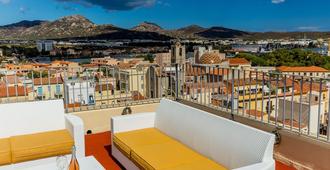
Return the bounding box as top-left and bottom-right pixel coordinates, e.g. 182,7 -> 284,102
111,99 -> 275,170
0,100 -> 85,170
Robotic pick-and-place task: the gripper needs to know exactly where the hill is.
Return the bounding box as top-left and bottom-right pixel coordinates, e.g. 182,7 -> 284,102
0,15 -> 329,40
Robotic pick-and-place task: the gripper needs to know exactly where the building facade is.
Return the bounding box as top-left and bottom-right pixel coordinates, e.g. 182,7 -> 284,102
276,66 -> 330,78
36,40 -> 54,52
171,42 -> 186,64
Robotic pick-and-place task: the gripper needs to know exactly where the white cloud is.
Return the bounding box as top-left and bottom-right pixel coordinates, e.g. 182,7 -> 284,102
272,0 -> 285,4
157,1 -> 170,7
0,0 -> 11,4
19,6 -> 29,14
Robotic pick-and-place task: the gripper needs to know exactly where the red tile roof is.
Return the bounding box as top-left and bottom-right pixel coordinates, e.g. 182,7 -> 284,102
226,58 -> 250,66
277,66 -> 329,72
0,86 -> 30,97
33,77 -> 63,85
245,110 -> 267,117
209,69 -> 228,76
185,65 -> 206,76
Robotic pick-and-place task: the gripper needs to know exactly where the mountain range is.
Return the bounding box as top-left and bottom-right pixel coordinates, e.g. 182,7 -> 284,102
0,15 -> 329,40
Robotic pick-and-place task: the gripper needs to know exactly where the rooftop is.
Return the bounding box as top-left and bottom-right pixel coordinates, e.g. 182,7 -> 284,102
226,58 -> 250,66
277,66 -> 329,72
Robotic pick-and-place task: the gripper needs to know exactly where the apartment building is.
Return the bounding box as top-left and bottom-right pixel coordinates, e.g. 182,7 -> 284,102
91,57 -> 118,66
276,66 -> 330,78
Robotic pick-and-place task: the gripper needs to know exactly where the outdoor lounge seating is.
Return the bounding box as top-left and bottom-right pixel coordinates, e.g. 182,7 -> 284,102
111,99 -> 275,170
0,100 -> 85,169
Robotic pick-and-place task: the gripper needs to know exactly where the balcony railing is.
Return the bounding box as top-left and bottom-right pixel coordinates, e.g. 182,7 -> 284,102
0,64 -> 329,143
179,64 -> 330,143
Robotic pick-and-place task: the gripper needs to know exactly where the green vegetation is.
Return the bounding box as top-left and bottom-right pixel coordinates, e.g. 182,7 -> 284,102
213,45 -> 232,53
27,71 -> 49,79
137,54 -> 154,63
236,49 -> 330,70
0,45 -> 39,57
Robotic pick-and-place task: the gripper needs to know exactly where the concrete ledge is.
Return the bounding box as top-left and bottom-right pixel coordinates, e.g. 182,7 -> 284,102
70,103 -> 159,134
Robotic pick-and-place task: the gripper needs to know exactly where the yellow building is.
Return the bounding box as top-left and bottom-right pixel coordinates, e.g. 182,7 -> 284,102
5,63 -> 50,74
49,60 -> 80,71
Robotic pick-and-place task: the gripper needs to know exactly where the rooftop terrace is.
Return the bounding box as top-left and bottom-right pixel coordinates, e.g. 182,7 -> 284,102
0,63 -> 329,169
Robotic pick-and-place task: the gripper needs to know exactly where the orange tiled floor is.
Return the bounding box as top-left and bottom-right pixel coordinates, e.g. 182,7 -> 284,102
85,132 -> 296,170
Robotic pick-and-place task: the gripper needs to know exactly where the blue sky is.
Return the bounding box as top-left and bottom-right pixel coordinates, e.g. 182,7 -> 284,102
0,0 -> 329,32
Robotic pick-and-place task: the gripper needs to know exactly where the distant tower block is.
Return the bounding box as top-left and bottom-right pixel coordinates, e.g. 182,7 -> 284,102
171,41 -> 186,64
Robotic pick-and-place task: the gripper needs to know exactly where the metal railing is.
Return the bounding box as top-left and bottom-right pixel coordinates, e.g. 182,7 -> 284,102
0,65 -> 175,111
179,64 -> 330,143
0,64 -> 329,143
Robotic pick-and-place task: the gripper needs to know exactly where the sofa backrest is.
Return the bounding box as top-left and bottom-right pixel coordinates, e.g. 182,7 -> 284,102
155,99 -> 275,169
0,100 -> 65,138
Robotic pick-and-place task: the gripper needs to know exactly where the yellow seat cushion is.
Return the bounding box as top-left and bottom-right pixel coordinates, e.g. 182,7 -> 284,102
113,128 -> 173,157
0,138 -> 11,165
130,141 -> 201,170
114,128 -> 227,170
10,129 -> 74,163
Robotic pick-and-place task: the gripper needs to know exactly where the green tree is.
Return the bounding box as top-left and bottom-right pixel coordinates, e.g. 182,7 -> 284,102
27,71 -> 49,79
236,49 -> 330,69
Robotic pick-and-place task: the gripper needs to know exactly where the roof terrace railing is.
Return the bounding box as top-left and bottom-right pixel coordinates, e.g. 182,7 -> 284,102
179,64 -> 330,143
0,65 -> 171,112
0,64 -> 329,143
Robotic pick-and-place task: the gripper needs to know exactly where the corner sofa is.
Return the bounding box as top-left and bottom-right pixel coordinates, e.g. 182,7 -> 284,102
111,99 -> 275,170
0,100 -> 85,169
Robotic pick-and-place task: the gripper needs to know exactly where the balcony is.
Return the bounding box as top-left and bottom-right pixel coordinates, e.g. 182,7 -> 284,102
0,64 -> 329,170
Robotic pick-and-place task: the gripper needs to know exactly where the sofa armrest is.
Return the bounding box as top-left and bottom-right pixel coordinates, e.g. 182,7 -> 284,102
65,114 -> 85,158
111,112 -> 156,134
233,160 -> 275,170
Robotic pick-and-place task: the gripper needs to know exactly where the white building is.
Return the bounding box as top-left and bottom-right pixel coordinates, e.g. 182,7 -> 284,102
36,40 -> 54,52
193,46 -> 207,64
0,48 -> 3,57
278,95 -> 326,137
65,80 -> 96,106
154,52 -> 171,66
276,66 -> 330,78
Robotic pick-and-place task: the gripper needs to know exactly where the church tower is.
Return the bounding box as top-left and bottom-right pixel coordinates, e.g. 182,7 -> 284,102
171,41 -> 186,64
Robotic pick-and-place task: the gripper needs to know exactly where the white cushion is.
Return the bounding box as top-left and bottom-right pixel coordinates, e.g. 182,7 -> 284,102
155,99 -> 274,169
0,100 -> 65,138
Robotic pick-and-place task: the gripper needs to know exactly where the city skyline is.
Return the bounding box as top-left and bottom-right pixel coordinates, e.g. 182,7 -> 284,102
0,0 -> 330,32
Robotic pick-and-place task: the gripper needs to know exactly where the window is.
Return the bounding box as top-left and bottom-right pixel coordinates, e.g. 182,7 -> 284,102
179,48 -> 183,56
315,96 -> 318,102
141,84 -> 144,89
141,76 -> 144,81
310,73 -> 313,76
